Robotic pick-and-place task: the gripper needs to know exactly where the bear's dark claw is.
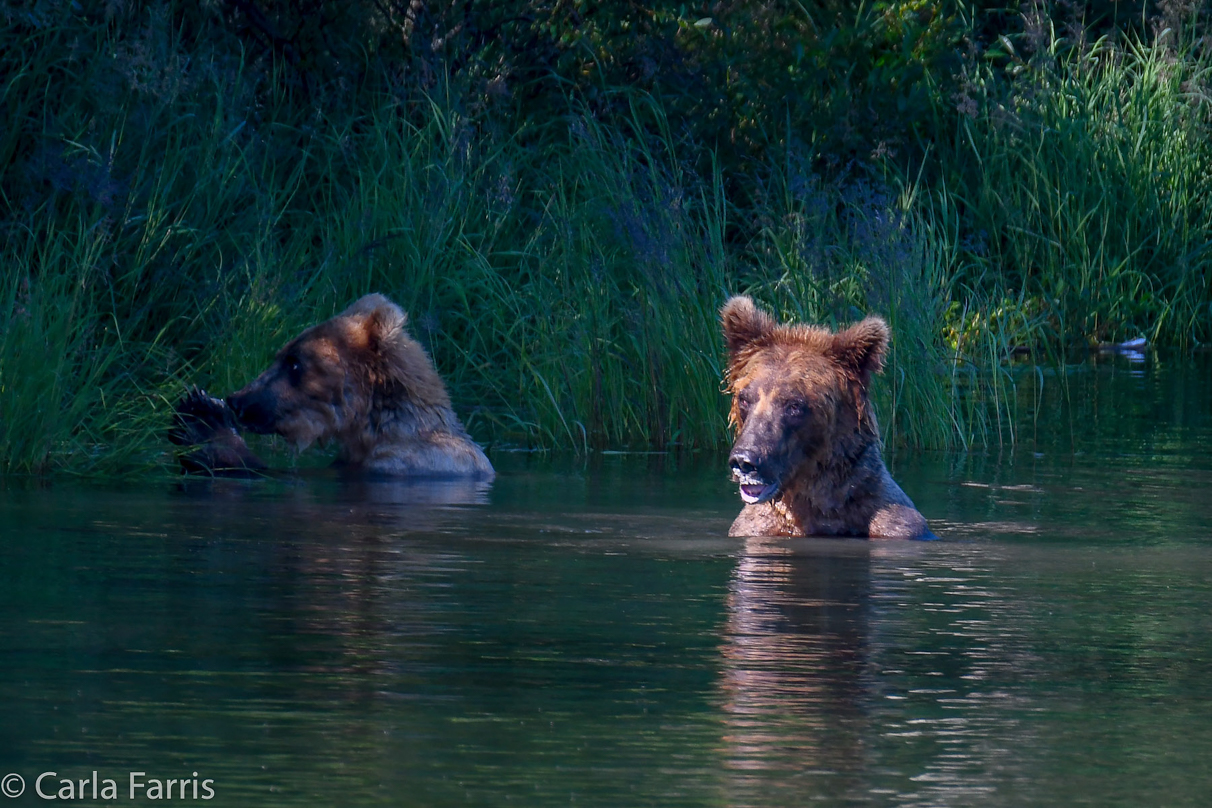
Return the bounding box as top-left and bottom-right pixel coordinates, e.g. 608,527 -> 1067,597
169,387 -> 238,446
170,387 -> 267,476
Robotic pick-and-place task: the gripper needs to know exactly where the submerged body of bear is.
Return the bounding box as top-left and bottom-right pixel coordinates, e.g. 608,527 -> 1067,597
720,296 -> 931,539
176,294 -> 493,479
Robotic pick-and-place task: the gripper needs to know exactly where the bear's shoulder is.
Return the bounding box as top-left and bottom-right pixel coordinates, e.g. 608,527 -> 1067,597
363,430 -> 495,479
728,501 -> 810,537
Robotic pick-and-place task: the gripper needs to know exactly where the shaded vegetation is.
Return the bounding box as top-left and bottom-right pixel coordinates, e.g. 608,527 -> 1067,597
1,0 -> 1210,474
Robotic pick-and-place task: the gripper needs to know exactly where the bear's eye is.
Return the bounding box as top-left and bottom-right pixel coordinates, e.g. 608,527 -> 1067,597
284,357 -> 305,384
785,399 -> 809,425
737,390 -> 754,419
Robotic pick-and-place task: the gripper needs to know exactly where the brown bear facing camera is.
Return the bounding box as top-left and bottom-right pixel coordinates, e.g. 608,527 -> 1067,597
217,294 -> 493,478
721,296 -> 932,539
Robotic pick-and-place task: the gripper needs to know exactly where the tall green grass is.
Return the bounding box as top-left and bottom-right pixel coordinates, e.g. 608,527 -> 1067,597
1,8 -> 1209,475
929,32 -> 1212,348
910,29 -> 1212,446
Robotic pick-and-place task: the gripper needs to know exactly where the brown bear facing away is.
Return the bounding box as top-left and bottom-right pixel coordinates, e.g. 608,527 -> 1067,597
216,294 -> 493,478
721,296 -> 932,539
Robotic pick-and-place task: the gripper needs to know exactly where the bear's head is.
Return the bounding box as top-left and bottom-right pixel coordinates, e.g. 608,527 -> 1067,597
227,294 -> 450,450
720,295 -> 889,505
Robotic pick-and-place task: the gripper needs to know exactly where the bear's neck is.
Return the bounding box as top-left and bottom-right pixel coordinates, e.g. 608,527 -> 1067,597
371,397 -> 466,438
334,389 -> 470,467
775,412 -> 883,535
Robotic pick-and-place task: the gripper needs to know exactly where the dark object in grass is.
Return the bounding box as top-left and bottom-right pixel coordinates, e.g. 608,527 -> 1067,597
1095,337 -> 1147,363
169,387 -> 267,477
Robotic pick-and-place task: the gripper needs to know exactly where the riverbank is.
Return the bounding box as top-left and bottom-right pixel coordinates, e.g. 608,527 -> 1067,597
2,2 -> 1209,474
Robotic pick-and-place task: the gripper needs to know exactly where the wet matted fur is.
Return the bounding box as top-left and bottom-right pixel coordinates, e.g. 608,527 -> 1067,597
721,295 -> 931,539
225,294 -> 493,478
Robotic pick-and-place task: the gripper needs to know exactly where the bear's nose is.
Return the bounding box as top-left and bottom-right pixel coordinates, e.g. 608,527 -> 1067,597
227,391 -> 276,434
226,393 -> 261,430
226,394 -> 247,422
729,450 -> 759,477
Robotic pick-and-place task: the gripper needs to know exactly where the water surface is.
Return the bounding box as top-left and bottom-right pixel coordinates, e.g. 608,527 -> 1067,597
2,356 -> 1211,806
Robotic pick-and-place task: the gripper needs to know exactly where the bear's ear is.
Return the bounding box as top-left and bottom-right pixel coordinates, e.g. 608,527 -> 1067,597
720,295 -> 777,360
829,316 -> 889,386
344,294 -> 407,352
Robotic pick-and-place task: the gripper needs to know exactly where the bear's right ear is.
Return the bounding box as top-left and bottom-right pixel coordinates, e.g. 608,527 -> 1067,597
720,296 -> 776,360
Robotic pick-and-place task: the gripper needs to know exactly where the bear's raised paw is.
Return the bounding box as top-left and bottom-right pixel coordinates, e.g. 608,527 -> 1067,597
169,387 -> 266,477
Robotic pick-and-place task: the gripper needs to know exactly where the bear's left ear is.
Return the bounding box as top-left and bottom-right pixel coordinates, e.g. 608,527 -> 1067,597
828,316 -> 889,386
344,294 -> 407,352
364,301 -> 406,352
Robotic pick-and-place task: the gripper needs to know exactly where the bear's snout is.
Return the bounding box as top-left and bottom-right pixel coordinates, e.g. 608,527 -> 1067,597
227,390 -> 276,435
728,445 -> 783,505
728,448 -> 760,478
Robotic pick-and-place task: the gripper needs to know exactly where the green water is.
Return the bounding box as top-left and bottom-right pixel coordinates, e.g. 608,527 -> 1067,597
2,356 -> 1211,806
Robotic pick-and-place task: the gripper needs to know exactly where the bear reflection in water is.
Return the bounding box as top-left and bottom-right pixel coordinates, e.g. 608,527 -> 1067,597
719,537 -> 1035,803
720,537 -> 873,780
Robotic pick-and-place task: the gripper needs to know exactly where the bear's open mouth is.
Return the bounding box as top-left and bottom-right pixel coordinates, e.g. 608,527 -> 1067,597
738,481 -> 779,505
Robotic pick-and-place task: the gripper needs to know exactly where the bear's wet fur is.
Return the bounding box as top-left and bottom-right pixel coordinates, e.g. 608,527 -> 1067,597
721,295 -> 931,539
214,293 -> 493,478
